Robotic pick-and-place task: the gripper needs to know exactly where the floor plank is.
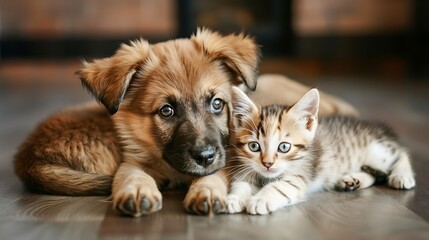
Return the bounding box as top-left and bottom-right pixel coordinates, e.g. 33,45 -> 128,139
1,62 -> 428,239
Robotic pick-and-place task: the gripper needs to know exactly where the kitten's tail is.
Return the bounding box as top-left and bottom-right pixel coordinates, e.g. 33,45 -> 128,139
361,165 -> 388,184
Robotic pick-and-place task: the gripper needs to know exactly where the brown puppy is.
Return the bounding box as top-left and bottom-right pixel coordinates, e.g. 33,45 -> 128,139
14,29 -> 358,217
15,29 -> 260,217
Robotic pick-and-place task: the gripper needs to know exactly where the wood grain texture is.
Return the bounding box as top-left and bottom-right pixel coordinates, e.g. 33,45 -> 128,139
1,64 -> 428,240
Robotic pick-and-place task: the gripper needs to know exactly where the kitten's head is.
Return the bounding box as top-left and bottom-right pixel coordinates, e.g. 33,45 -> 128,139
231,86 -> 320,179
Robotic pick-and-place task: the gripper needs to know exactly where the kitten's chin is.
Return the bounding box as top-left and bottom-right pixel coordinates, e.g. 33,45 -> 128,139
257,168 -> 283,179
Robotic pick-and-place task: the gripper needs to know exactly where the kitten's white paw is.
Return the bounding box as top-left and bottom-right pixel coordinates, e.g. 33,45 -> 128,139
388,174 -> 415,189
246,197 -> 274,215
226,195 -> 245,214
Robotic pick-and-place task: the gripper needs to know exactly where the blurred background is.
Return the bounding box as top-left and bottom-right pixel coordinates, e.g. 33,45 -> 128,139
1,0 -> 428,83
1,2 -> 429,237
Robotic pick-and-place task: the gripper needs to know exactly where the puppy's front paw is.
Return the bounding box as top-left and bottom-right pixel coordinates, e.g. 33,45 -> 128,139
184,184 -> 226,215
246,196 -> 273,215
113,184 -> 162,217
226,194 -> 245,214
388,174 -> 416,190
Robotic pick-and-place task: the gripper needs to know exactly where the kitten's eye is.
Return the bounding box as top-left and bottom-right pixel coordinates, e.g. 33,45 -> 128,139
248,141 -> 261,152
278,142 -> 291,153
210,98 -> 224,114
159,105 -> 175,117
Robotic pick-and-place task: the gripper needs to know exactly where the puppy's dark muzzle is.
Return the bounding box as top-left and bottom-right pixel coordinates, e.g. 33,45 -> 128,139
189,145 -> 216,167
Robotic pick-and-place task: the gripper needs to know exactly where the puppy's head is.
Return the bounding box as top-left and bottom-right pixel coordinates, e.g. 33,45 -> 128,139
77,28 -> 260,176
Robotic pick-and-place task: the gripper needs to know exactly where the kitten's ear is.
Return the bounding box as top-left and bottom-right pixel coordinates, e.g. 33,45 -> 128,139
290,88 -> 320,132
231,86 -> 258,126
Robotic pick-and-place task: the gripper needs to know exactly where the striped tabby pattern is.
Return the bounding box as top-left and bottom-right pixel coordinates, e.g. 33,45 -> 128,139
226,87 -> 415,215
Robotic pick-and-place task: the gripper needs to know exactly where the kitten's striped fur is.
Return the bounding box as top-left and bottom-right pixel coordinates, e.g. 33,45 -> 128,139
227,87 -> 415,215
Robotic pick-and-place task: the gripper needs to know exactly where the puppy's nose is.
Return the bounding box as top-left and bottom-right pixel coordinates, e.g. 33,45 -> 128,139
190,146 -> 216,167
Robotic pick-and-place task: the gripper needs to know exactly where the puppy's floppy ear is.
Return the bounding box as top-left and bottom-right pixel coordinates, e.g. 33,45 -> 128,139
77,39 -> 150,115
193,28 -> 261,91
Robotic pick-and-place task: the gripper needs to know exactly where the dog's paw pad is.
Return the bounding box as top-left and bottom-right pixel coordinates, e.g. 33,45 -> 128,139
184,185 -> 226,215
113,186 -> 162,217
123,196 -> 136,213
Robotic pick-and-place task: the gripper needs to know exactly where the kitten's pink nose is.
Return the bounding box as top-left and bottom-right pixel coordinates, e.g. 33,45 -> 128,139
262,162 -> 273,168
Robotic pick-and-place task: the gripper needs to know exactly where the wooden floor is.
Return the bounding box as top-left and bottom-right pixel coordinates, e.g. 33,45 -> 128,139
1,61 -> 429,240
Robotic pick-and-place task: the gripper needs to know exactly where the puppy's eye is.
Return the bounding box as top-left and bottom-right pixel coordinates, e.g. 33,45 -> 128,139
278,142 -> 291,153
211,98 -> 224,113
159,105 -> 175,117
248,141 -> 261,152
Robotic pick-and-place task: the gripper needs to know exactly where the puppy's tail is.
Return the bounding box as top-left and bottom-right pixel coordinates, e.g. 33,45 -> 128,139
15,163 -> 113,196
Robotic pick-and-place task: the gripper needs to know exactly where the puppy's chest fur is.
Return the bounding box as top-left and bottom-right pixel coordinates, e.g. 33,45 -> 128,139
113,114 -> 194,188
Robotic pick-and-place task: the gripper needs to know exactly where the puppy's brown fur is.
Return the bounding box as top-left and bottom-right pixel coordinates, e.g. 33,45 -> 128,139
14,29 -> 261,216
15,29 -> 358,217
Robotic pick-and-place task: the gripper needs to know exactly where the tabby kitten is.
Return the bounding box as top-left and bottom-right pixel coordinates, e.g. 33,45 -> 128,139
226,87 -> 415,215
